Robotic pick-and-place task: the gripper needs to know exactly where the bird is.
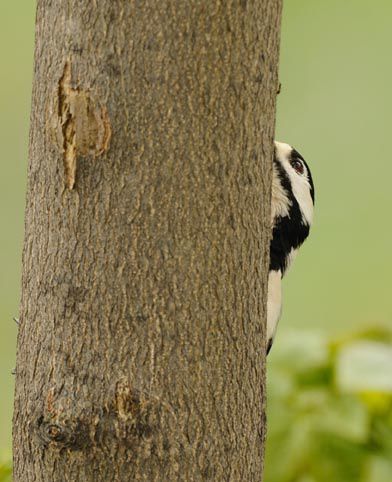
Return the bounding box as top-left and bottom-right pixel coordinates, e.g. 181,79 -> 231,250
267,141 -> 315,354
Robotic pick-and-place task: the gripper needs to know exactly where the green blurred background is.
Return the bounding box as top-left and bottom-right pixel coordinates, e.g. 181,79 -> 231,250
1,1 -> 391,479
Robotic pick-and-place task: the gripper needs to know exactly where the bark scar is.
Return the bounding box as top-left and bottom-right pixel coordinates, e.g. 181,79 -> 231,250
51,61 -> 111,189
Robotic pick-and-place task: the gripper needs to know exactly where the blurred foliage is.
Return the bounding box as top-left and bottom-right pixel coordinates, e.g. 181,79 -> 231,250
265,328 -> 392,482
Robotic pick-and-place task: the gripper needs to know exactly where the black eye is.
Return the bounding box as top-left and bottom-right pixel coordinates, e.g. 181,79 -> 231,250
291,159 -> 304,175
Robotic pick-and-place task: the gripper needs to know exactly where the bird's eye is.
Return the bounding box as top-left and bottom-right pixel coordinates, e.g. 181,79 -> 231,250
291,159 -> 304,175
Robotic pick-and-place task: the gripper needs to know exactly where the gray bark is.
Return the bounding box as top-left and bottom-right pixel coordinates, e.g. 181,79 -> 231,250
13,1 -> 282,480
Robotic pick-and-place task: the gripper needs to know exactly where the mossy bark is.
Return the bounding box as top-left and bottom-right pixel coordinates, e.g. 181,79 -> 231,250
13,1 -> 282,480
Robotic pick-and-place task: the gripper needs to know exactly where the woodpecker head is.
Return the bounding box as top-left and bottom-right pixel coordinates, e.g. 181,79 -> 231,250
270,141 -> 315,276
272,141 -> 314,226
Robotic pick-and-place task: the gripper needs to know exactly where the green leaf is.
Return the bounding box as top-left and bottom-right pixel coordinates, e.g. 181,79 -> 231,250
336,341 -> 392,394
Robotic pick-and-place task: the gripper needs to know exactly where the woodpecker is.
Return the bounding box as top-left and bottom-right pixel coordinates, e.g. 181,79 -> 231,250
267,141 -> 315,354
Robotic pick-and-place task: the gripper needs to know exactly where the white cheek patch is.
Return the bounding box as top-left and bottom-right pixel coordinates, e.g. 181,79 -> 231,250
274,141 -> 314,226
290,176 -> 314,225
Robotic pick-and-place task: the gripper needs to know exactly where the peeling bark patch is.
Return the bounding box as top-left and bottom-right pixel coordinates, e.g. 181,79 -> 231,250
51,61 -> 111,189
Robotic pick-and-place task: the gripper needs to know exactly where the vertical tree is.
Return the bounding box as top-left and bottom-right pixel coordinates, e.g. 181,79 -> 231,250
13,1 -> 281,480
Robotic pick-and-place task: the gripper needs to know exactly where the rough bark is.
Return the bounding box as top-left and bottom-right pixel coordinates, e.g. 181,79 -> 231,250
13,1 -> 281,481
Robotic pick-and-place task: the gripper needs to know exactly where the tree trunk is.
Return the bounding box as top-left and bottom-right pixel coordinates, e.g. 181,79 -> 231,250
13,1 -> 281,480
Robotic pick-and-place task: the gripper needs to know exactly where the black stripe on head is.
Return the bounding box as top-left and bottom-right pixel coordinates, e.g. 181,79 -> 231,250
273,153 -> 292,198
291,148 -> 315,204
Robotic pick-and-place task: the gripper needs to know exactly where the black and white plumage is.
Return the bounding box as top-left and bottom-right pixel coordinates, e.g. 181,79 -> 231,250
267,141 -> 315,354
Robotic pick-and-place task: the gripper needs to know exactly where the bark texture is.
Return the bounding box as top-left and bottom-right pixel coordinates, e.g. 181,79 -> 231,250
13,1 -> 281,480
